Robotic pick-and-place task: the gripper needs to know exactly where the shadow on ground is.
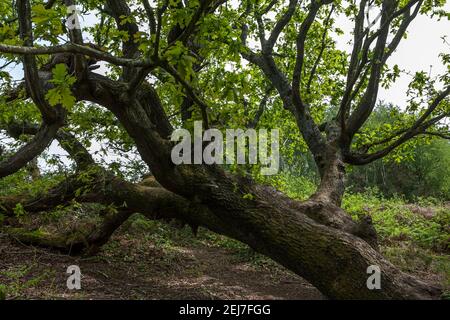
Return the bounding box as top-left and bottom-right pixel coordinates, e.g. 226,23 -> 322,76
0,230 -> 324,300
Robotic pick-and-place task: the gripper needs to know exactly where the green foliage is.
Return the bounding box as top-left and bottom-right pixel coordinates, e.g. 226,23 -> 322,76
45,64 -> 76,109
0,170 -> 63,198
242,193 -> 255,200
343,191 -> 449,251
0,286 -> 5,300
347,102 -> 450,199
0,264 -> 53,299
262,170 -> 317,200
0,1 -> 446,193
31,4 -> 65,44
348,138 -> 450,200
13,203 -> 25,218
125,214 -> 193,250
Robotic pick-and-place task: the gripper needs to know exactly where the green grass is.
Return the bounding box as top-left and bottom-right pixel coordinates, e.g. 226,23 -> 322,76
382,245 -> 450,296
340,190 -> 449,294
342,191 -> 449,251
0,264 -> 54,299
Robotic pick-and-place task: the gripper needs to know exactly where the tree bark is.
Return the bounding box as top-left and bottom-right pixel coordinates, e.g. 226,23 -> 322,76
0,162 -> 440,299
72,75 -> 441,299
0,0 -> 446,300
1,68 -> 440,299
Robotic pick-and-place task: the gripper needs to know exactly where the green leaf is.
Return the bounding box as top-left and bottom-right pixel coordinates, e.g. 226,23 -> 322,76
45,64 -> 76,109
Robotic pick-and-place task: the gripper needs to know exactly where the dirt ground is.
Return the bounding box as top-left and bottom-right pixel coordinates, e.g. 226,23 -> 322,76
0,230 -> 324,300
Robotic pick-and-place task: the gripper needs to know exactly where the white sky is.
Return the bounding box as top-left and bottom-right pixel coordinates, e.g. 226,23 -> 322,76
333,3 -> 450,107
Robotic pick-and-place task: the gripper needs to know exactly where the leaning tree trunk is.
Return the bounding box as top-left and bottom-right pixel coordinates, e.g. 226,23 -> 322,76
0,161 -> 439,299
1,71 -> 428,299
171,172 -> 439,300
80,91 -> 436,299
0,0 -> 445,300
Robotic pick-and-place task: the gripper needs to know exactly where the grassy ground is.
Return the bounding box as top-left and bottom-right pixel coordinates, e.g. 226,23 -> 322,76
344,192 -> 450,299
0,192 -> 449,300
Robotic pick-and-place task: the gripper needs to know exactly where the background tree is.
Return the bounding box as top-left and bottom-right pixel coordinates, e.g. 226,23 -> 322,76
347,103 -> 450,199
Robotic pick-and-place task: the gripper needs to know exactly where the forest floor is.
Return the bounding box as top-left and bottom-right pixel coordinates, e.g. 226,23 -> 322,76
0,217 -> 324,300
0,206 -> 448,300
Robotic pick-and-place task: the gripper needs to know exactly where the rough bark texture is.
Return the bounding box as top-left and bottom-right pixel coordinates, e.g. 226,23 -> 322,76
1,0 -> 446,299
22,68 -> 428,299
0,77 -> 440,299
1,164 -> 439,299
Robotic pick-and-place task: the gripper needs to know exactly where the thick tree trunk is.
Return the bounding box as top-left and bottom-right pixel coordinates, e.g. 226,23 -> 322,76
0,165 -> 440,299
114,180 -> 437,299
75,85 -> 438,299
0,71 -> 432,299
174,178 -> 439,299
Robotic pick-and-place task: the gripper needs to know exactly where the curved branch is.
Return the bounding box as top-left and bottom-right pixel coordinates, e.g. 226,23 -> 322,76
3,207 -> 133,255
142,0 -> 157,36
0,122 -> 61,178
264,0 -> 299,53
64,0 -> 87,79
105,0 -> 140,61
168,0 -> 217,46
246,87 -> 272,129
306,4 -> 334,95
340,0 -> 423,137
6,121 -> 95,170
345,0 -> 397,139
160,60 -> 210,128
0,43 -> 155,68
345,112 -> 449,165
292,0 -> 324,110
382,0 -> 422,65
358,86 -> 450,153
17,0 -> 58,124
423,131 -> 450,140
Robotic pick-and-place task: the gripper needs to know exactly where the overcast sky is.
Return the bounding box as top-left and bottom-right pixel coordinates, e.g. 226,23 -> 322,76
334,2 -> 450,107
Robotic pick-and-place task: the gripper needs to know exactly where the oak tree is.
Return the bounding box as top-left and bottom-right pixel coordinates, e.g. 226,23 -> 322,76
0,0 -> 449,299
